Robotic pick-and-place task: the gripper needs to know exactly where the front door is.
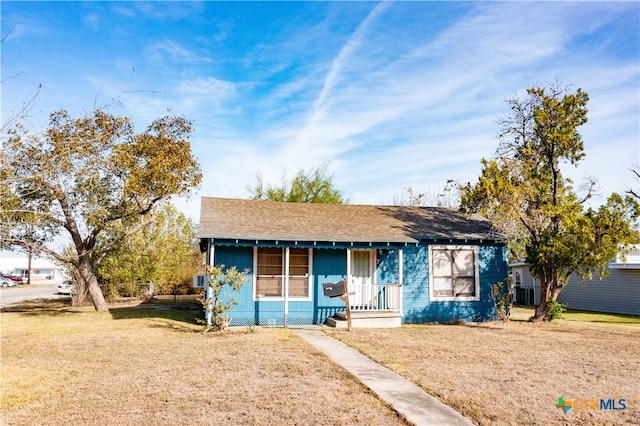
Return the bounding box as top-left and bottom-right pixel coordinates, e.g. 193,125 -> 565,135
350,250 -> 376,309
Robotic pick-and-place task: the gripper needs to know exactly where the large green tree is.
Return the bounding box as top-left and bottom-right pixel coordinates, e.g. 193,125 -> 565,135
460,84 -> 639,321
248,163 -> 346,204
97,202 -> 202,297
1,109 -> 202,311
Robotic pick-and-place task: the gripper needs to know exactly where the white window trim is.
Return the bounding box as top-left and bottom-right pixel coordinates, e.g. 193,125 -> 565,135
253,247 -> 313,302
513,268 -> 523,287
429,245 -> 480,302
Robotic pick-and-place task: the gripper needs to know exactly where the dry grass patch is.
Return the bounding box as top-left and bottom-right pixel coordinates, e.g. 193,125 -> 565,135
1,302 -> 407,426
326,308 -> 640,426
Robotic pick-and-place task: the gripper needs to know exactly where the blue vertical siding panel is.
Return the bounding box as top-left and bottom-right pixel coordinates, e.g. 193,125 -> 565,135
287,299 -> 314,325
211,246 -> 353,326
402,244 -> 508,323
312,248 -> 349,323
402,246 -> 431,322
213,245 -> 254,313
253,301 -> 286,327
213,246 -> 285,326
209,242 -> 508,326
376,249 -> 400,284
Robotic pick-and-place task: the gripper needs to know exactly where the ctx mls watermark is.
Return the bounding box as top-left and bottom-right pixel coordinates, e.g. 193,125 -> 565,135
555,396 -> 627,415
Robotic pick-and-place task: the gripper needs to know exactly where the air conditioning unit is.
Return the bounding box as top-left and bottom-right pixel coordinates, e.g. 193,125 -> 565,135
193,275 -> 209,288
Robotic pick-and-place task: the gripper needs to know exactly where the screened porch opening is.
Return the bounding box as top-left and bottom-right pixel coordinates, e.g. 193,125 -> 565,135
255,247 -> 311,299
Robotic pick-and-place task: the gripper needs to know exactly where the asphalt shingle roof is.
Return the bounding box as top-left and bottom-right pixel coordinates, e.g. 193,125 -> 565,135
199,197 -> 502,244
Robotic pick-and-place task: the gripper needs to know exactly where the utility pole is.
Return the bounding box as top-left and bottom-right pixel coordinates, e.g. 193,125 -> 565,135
27,245 -> 32,285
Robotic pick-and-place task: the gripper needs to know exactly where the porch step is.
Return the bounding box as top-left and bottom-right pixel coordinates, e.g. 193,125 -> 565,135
326,311 -> 401,328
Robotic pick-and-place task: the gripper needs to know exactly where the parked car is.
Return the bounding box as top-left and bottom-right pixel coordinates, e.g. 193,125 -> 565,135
57,280 -> 75,295
1,274 -> 24,284
1,277 -> 19,287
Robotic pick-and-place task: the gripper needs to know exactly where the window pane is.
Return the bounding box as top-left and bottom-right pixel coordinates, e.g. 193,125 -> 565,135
514,272 -> 522,286
289,267 -> 308,276
289,248 -> 308,262
352,251 -> 371,277
289,248 -> 309,276
454,277 -> 475,296
257,248 -> 283,275
452,249 -> 474,277
288,277 -> 309,298
257,248 -> 283,297
432,250 -> 452,276
433,277 -> 453,296
256,277 -> 282,297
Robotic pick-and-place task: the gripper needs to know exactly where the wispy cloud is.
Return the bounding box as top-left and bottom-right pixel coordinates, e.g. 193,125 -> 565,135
248,1 -> 638,205
2,0 -> 636,219
145,39 -> 213,64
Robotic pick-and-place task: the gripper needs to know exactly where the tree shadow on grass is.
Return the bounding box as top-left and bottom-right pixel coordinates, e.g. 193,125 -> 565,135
108,303 -> 203,331
0,299 -> 78,316
1,298 -> 205,332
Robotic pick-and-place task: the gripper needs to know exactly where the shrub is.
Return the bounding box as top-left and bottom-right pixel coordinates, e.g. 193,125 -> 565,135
198,265 -> 248,332
548,300 -> 567,321
491,279 -> 512,321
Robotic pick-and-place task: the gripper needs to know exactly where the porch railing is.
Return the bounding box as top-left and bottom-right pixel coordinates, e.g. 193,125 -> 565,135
348,283 -> 402,312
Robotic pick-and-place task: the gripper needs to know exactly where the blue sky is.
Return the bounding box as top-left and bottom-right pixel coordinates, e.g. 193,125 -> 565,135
2,1 -> 639,221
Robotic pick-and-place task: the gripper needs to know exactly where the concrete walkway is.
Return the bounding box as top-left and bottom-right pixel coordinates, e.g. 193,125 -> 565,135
293,327 -> 474,426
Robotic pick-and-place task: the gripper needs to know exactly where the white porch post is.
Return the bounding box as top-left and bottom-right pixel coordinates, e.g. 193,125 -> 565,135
206,242 -> 215,326
284,247 -> 290,327
209,244 -> 215,267
398,248 -> 403,314
346,248 -> 351,286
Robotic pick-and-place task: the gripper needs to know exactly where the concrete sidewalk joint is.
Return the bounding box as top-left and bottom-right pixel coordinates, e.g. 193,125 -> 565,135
293,327 -> 474,426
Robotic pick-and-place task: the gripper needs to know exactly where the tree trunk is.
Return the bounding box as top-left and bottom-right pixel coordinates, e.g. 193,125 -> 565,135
532,270 -> 553,321
533,298 -> 550,321
532,274 -> 565,321
79,258 -> 109,312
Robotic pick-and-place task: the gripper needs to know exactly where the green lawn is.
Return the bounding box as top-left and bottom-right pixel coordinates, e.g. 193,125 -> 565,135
510,305 -> 640,324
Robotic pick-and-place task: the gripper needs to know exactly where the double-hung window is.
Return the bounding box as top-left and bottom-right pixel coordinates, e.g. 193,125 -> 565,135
429,245 -> 479,301
255,247 -> 311,300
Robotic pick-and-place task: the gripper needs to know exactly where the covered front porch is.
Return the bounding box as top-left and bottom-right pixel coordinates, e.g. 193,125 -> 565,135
325,246 -> 404,328
328,281 -> 403,328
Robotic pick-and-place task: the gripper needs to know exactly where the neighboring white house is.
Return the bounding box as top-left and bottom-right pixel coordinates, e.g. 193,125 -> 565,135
0,255 -> 67,284
510,246 -> 640,316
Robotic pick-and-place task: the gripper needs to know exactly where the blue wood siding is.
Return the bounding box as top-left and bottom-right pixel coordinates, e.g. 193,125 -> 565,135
376,249 -> 400,284
308,248 -> 349,323
402,244 -> 508,323
208,241 -> 508,325
211,245 -> 349,326
212,246 -> 283,326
